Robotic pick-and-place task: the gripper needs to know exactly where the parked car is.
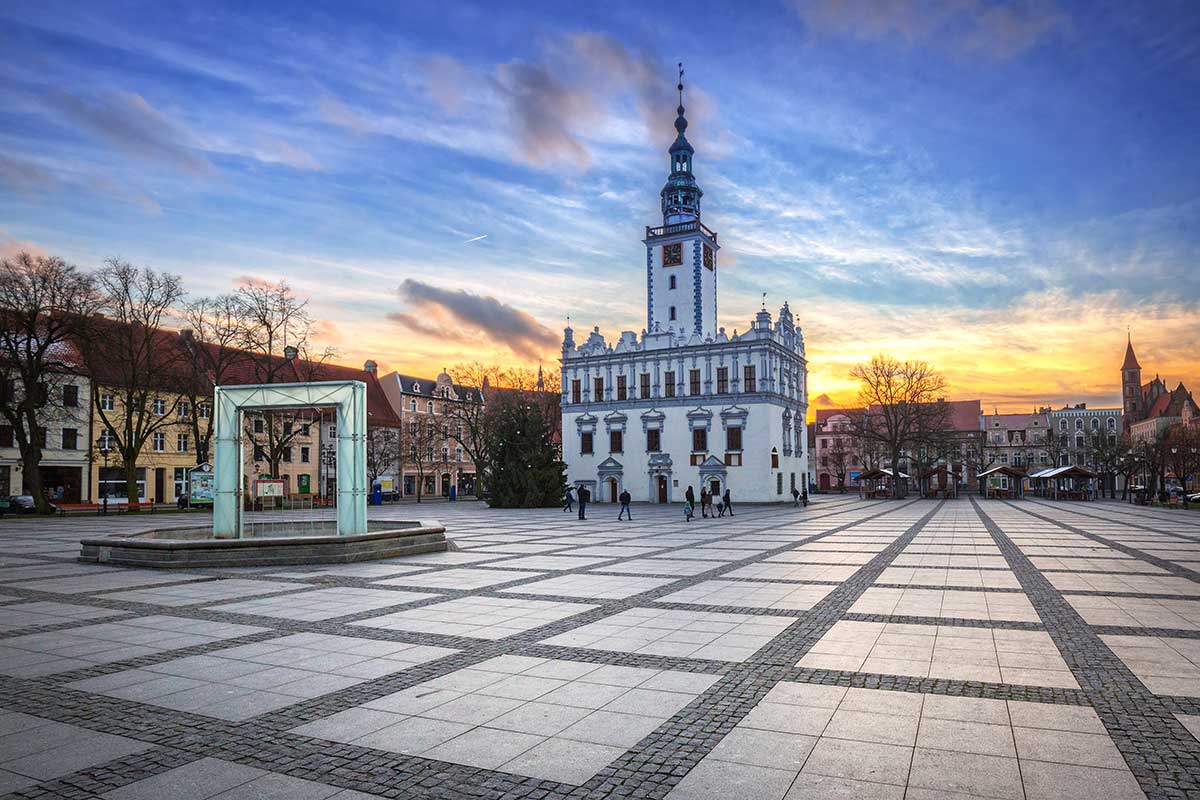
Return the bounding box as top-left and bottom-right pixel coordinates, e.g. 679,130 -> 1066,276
1187,491 -> 1200,503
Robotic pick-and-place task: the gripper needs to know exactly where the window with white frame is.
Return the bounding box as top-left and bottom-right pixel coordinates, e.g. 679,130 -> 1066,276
177,433 -> 189,452
153,398 -> 166,416
153,432 -> 165,452
101,394 -> 115,411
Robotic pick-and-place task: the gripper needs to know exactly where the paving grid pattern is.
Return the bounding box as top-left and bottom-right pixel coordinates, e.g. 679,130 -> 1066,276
0,499 -> 1195,797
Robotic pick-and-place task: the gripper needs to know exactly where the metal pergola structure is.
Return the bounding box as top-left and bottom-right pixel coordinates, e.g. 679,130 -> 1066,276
977,464 -> 1029,499
1027,465 -> 1098,501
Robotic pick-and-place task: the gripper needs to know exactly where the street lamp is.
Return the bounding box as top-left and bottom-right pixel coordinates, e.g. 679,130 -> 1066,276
96,437 -> 111,516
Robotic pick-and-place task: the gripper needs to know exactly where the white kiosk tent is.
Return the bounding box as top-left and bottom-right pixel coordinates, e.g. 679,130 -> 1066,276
214,381 -> 367,539
1028,465 -> 1098,501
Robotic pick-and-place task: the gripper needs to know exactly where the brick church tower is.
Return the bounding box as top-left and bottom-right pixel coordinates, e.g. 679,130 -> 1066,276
1121,333 -> 1142,432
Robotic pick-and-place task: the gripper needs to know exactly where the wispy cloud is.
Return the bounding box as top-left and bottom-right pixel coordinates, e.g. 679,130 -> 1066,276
791,0 -> 1068,58
44,90 -> 211,175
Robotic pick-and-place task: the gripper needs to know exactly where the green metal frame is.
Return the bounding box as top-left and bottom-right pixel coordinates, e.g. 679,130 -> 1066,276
213,381 -> 367,539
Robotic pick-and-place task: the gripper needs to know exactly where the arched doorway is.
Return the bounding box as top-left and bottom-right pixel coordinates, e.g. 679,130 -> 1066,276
608,478 -> 618,502
709,478 -> 721,497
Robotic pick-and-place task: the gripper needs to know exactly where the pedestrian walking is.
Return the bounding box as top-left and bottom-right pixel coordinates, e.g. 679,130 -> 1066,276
617,489 -> 632,521
577,486 -> 589,520
801,488 -> 809,508
700,489 -> 710,518
722,488 -> 734,516
563,485 -> 574,513
791,487 -> 800,507
684,485 -> 695,522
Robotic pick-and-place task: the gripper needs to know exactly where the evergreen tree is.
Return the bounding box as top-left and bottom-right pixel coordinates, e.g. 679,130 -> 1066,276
483,390 -> 564,508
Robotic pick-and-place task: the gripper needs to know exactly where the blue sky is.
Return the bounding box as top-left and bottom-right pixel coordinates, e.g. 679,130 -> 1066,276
1,0 -> 1197,410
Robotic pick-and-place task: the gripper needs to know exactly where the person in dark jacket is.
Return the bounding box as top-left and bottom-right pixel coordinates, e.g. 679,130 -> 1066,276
617,489 -> 632,520
801,488 -> 809,507
563,485 -> 574,512
684,485 -> 695,521
700,489 -> 710,518
577,485 -> 589,520
791,487 -> 800,507
722,488 -> 733,516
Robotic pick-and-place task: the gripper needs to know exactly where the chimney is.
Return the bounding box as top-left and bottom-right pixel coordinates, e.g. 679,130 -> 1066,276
284,345 -> 298,360
363,360 -> 377,374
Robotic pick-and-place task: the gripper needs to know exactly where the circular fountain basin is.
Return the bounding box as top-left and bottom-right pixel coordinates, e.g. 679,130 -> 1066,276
78,519 -> 449,569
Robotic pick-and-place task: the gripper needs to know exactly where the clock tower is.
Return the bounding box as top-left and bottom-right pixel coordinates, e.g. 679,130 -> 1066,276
645,65 -> 719,340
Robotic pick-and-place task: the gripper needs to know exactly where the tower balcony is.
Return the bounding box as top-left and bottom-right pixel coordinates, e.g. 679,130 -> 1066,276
645,219 -> 718,244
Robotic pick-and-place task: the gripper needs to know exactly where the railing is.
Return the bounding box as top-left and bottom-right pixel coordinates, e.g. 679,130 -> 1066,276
645,219 -> 717,243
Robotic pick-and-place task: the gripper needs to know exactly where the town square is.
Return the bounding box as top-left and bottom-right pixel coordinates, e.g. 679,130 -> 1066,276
2,0 -> 1199,797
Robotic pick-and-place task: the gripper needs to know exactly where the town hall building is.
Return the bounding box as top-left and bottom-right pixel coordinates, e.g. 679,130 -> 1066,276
560,75 -> 809,504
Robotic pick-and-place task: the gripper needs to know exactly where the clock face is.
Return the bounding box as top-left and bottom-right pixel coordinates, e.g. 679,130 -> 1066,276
663,243 -> 683,267
703,244 -> 714,270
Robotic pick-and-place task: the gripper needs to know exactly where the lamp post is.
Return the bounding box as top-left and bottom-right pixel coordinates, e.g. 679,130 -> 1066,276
96,437 -> 110,516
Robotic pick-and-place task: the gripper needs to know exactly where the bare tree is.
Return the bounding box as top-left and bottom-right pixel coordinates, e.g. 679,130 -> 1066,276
406,414 -> 442,502
0,254 -> 101,512
234,281 -> 334,479
826,435 -> 852,492
81,260 -> 187,505
848,355 -> 949,498
366,427 -> 401,494
1089,431 -> 1124,498
1166,424 -> 1200,506
180,294 -> 247,464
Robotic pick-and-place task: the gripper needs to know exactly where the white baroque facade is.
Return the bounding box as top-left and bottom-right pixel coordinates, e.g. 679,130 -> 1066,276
560,79 -> 808,504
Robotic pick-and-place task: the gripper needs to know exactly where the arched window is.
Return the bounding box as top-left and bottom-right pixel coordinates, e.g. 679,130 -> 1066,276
1059,419 -> 1067,432
1075,419 -> 1083,431
409,399 -> 416,412
1091,418 -> 1099,432
1107,417 -> 1116,431
1075,434 -> 1084,449
669,275 -> 676,290
427,401 -> 434,414
669,306 -> 676,321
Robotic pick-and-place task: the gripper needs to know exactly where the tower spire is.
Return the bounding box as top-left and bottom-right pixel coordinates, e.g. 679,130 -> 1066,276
661,63 -> 701,224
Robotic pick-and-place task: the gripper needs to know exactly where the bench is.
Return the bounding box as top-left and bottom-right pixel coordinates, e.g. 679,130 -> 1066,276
56,503 -> 101,515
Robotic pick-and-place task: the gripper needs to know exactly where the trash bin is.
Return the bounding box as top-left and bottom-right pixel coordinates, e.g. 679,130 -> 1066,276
449,485 -> 457,502
371,485 -> 382,505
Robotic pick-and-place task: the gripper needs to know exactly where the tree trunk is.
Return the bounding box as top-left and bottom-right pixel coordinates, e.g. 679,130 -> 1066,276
124,459 -> 140,506
21,447 -> 52,514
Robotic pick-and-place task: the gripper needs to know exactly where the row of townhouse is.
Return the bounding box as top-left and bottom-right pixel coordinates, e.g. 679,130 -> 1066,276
0,333 -> 403,506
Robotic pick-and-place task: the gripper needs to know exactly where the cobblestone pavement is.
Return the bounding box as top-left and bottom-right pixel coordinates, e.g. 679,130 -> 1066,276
0,497 -> 1198,799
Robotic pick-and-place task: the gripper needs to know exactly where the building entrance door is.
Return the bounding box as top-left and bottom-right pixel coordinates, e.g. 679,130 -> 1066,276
154,468 -> 165,505
709,479 -> 721,496
609,479 -> 618,502
656,475 -> 668,503
819,473 -> 831,491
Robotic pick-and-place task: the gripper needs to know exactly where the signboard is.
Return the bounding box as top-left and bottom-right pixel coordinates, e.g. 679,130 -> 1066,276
188,463 -> 215,506
297,474 -> 311,494
377,475 -> 394,492
255,479 -> 285,498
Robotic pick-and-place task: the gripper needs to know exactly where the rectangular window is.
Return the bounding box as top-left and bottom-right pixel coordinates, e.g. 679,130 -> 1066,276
254,418 -> 264,434
174,467 -> 187,499
153,398 -> 166,416
664,371 -> 676,398
153,432 -> 165,452
571,380 -> 581,404
283,447 -> 292,463
62,428 -> 78,450
610,430 -> 623,453
726,426 -> 742,451
199,402 -> 210,419
178,402 -> 191,419
301,446 -> 311,463
640,373 -> 651,399
101,393 -> 115,411
253,444 -> 266,461
301,424 -> 311,437
35,427 -> 46,448
0,379 -> 13,404
177,433 -> 189,452
581,432 -> 593,454
0,426 -> 10,447
692,428 -> 707,452
689,369 -> 701,396
743,366 -> 756,393
617,375 -> 627,401
593,377 -> 604,400
62,385 -> 79,407
716,367 -> 728,394
647,428 -> 661,452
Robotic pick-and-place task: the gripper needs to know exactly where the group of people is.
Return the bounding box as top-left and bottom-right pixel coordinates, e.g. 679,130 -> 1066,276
682,486 -> 735,520
562,483 -> 809,521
